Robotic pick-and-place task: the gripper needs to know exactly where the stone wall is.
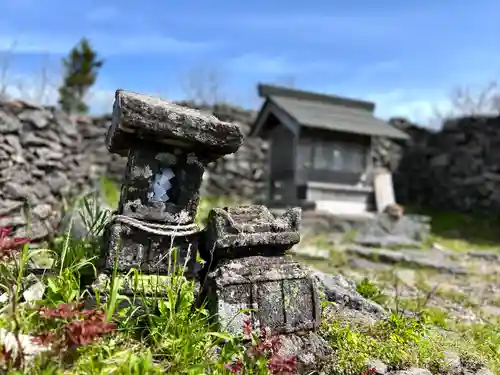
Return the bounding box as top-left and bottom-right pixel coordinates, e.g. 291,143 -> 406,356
2,96 -> 500,241
175,101 -> 268,200
390,115 -> 500,213
0,100 -> 118,239
212,111 -> 500,215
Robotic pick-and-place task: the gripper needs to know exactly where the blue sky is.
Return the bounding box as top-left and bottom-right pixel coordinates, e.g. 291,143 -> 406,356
1,0 -> 499,124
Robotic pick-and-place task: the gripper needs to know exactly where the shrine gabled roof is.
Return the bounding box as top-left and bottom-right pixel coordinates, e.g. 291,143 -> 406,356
251,84 -> 409,140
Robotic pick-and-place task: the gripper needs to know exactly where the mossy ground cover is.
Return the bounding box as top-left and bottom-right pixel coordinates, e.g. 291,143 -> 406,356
348,277 -> 500,374
294,206 -> 500,374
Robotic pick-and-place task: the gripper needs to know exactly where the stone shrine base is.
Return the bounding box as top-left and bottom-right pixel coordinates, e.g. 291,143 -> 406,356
270,208 -> 375,236
270,208 -> 432,250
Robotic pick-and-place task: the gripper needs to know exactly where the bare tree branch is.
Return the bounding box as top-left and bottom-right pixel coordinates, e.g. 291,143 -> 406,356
0,39 -> 18,100
0,40 -> 63,105
33,53 -> 51,105
432,80 -> 500,125
180,66 -> 226,105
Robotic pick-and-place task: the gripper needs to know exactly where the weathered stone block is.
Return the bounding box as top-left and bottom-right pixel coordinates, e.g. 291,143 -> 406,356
354,212 -> 431,247
203,255 -> 321,336
202,205 -> 301,261
103,221 -> 198,276
198,204 -> 331,372
97,89 -> 245,281
106,89 -> 244,157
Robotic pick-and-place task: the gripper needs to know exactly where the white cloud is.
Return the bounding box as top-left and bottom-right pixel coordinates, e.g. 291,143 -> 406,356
365,80 -> 500,126
363,89 -> 453,127
308,83 -> 455,126
354,61 -> 401,80
86,89 -> 115,114
0,36 -> 69,55
218,3 -> 500,44
234,14 -> 397,39
1,63 -> 60,104
226,53 -> 342,76
0,33 -> 215,56
216,10 -> 431,47
228,54 -> 297,75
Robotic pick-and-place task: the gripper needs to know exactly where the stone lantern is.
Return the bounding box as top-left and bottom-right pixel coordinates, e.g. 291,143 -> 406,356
101,89 -> 243,279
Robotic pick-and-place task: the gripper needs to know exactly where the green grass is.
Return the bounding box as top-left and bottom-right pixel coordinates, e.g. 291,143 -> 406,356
407,207 -> 500,252
321,310 -> 448,374
0,194 -> 291,374
294,207 -> 500,374
355,278 -> 388,306
319,269 -> 500,374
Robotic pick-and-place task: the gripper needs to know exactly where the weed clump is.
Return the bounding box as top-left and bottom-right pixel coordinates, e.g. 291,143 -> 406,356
221,317 -> 298,375
355,278 -> 388,306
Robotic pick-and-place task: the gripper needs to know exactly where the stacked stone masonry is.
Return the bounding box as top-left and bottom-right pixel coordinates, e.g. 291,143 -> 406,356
388,116 -> 500,213
1,96 -> 500,243
198,205 -> 331,372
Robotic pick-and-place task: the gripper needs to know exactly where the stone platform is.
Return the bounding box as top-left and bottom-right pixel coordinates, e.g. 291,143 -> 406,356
270,208 -> 375,236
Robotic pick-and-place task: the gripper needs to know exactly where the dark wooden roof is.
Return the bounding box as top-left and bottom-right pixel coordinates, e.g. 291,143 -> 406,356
251,84 -> 409,140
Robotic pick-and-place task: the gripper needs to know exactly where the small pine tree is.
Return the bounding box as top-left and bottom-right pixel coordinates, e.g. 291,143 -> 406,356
58,38 -> 103,114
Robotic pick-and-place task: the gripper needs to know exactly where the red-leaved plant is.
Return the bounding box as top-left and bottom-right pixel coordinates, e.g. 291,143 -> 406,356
0,225 -> 32,371
224,316 -> 298,375
32,302 -> 115,353
361,367 -> 377,375
0,344 -> 21,372
0,226 -> 31,261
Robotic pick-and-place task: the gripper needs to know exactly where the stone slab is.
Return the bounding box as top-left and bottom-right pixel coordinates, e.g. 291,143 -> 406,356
106,89 -> 244,156
202,205 -> 301,260
354,213 -> 431,246
374,167 -> 396,212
